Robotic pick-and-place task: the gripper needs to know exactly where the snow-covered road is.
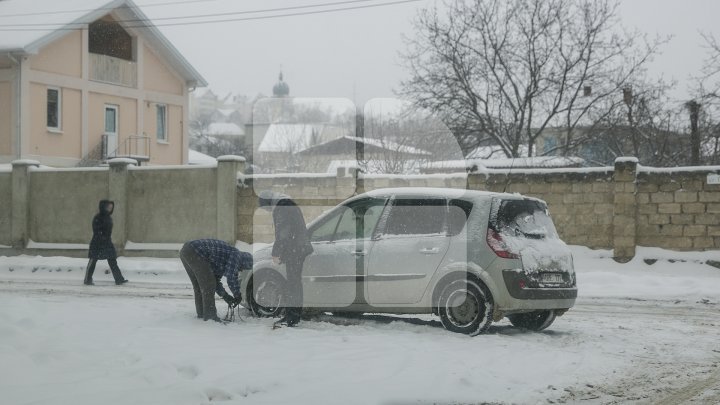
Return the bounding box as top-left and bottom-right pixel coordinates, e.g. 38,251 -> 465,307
1,247 -> 719,405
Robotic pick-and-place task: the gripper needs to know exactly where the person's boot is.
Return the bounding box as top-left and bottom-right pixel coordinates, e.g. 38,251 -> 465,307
109,259 -> 128,285
83,261 -> 95,285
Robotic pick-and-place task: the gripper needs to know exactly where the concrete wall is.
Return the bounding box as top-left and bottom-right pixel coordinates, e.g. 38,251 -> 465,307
0,170 -> 11,245
0,79 -> 12,155
28,168 -> 107,243
4,157 -> 720,260
2,156 -> 243,257
127,166 -> 217,243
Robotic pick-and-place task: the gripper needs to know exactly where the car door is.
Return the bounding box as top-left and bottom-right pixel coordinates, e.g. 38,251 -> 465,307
366,197 -> 451,305
302,197 -> 387,307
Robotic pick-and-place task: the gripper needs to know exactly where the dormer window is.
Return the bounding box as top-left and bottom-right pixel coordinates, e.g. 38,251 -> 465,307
89,17 -> 134,61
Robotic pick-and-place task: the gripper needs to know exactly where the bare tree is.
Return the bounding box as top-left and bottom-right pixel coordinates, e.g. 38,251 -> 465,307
360,106 -> 463,173
399,0 -> 664,158
581,80 -> 690,166
692,32 -> 720,164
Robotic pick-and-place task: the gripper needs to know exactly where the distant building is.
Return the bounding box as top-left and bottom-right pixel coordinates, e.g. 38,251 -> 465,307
0,0 -> 206,166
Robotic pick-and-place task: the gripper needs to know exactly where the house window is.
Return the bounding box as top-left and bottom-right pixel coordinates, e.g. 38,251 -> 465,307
46,87 -> 61,130
156,104 -> 167,141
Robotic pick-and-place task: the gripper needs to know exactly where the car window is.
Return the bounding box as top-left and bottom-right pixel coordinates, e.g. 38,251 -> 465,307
384,198 -> 447,236
362,204 -> 385,239
447,199 -> 473,236
333,207 -> 357,241
310,207 -> 346,242
494,199 -> 559,240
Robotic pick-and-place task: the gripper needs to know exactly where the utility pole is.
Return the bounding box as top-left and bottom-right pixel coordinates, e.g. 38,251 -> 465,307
687,100 -> 701,165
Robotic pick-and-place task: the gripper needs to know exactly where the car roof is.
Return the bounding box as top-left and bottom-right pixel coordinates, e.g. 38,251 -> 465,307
361,187 -> 529,201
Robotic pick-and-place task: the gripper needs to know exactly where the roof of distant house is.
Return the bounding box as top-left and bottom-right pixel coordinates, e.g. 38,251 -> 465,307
188,149 -> 216,165
207,122 -> 244,136
425,156 -> 585,171
0,0 -> 206,87
258,123 -> 325,153
298,136 -> 432,157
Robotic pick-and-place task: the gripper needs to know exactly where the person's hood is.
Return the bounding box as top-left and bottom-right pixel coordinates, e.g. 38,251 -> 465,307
98,199 -> 114,215
257,190 -> 289,212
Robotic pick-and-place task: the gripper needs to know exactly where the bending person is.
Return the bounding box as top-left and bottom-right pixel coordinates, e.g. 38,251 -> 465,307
180,239 -> 252,322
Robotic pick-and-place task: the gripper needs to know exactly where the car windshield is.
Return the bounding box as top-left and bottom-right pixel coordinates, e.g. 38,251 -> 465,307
493,199 -> 559,240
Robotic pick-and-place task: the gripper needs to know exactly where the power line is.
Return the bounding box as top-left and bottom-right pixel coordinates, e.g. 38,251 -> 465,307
0,0 -> 219,19
0,0 -> 378,26
0,0 -> 421,31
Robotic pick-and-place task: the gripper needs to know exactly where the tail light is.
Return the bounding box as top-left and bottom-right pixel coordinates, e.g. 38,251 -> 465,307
486,228 -> 519,259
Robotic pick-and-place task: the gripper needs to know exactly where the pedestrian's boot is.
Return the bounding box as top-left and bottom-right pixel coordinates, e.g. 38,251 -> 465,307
109,259 -> 128,285
83,260 -> 95,285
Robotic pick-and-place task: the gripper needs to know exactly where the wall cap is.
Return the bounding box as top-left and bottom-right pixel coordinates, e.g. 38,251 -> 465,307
217,155 -> 246,163
11,159 -> 41,167
108,158 -> 138,166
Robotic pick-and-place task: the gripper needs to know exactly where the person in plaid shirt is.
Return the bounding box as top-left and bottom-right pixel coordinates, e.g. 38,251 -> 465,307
179,239 -> 253,322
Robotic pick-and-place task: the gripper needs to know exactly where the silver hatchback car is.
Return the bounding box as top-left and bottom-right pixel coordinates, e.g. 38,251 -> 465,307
240,188 -> 577,335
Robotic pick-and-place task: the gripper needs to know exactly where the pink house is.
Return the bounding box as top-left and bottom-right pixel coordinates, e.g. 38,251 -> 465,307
0,0 -> 207,166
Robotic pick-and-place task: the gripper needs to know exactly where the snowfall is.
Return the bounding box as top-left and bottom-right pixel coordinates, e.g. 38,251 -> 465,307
1,246 -> 719,405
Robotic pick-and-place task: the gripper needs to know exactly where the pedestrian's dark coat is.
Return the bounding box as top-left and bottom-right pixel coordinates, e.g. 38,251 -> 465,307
88,200 -> 117,260
259,192 -> 313,263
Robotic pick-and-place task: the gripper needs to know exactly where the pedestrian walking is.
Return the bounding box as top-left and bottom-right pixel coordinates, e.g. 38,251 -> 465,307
84,200 -> 128,285
258,191 -> 313,327
179,239 -> 253,322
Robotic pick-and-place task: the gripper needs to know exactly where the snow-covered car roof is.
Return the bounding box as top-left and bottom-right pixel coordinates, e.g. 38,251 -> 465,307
363,187 -> 534,202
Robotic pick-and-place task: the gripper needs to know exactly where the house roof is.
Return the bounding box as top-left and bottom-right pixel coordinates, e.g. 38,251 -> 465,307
298,136 -> 432,157
188,149 -> 217,165
425,156 -> 586,171
207,122 -> 244,137
0,0 -> 206,87
257,123 -> 325,153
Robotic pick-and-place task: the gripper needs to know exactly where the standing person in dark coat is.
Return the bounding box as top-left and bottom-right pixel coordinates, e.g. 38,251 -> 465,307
258,191 -> 313,327
84,200 -> 128,285
179,239 -> 253,322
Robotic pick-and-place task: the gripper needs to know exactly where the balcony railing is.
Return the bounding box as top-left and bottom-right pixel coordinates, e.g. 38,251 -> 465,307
89,53 -> 137,88
105,134 -> 151,163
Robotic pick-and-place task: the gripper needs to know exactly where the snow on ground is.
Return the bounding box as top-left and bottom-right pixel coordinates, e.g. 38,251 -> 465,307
0,246 -> 719,405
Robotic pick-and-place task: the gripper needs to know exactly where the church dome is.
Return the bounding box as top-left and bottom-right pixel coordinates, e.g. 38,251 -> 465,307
272,72 -> 290,97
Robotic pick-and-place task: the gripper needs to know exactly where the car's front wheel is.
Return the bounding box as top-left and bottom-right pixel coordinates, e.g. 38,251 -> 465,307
247,271 -> 285,318
507,310 -> 556,331
438,278 -> 494,336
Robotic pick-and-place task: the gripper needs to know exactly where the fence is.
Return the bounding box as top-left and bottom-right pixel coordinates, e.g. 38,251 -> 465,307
1,157 -> 719,260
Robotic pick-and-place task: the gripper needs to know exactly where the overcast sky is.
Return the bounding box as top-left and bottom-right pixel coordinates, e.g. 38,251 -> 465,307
137,0 -> 720,103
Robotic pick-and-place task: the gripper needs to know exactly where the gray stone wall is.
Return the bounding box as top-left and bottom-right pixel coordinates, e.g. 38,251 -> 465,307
0,171 -> 11,246
3,157 -> 720,260
29,168 -> 107,244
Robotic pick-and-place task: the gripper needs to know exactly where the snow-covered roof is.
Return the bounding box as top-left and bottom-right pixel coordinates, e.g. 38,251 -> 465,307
207,122 -> 244,136
0,0 -> 206,87
344,136 -> 432,156
188,149 -> 216,165
425,156 -> 585,171
325,159 -> 421,175
257,123 -> 325,153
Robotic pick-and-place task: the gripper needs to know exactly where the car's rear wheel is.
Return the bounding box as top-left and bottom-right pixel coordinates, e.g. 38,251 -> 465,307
247,271 -> 285,318
438,278 -> 493,336
507,310 -> 556,331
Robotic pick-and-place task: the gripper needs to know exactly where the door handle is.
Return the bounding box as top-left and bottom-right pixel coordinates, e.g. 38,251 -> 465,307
420,247 -> 440,254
